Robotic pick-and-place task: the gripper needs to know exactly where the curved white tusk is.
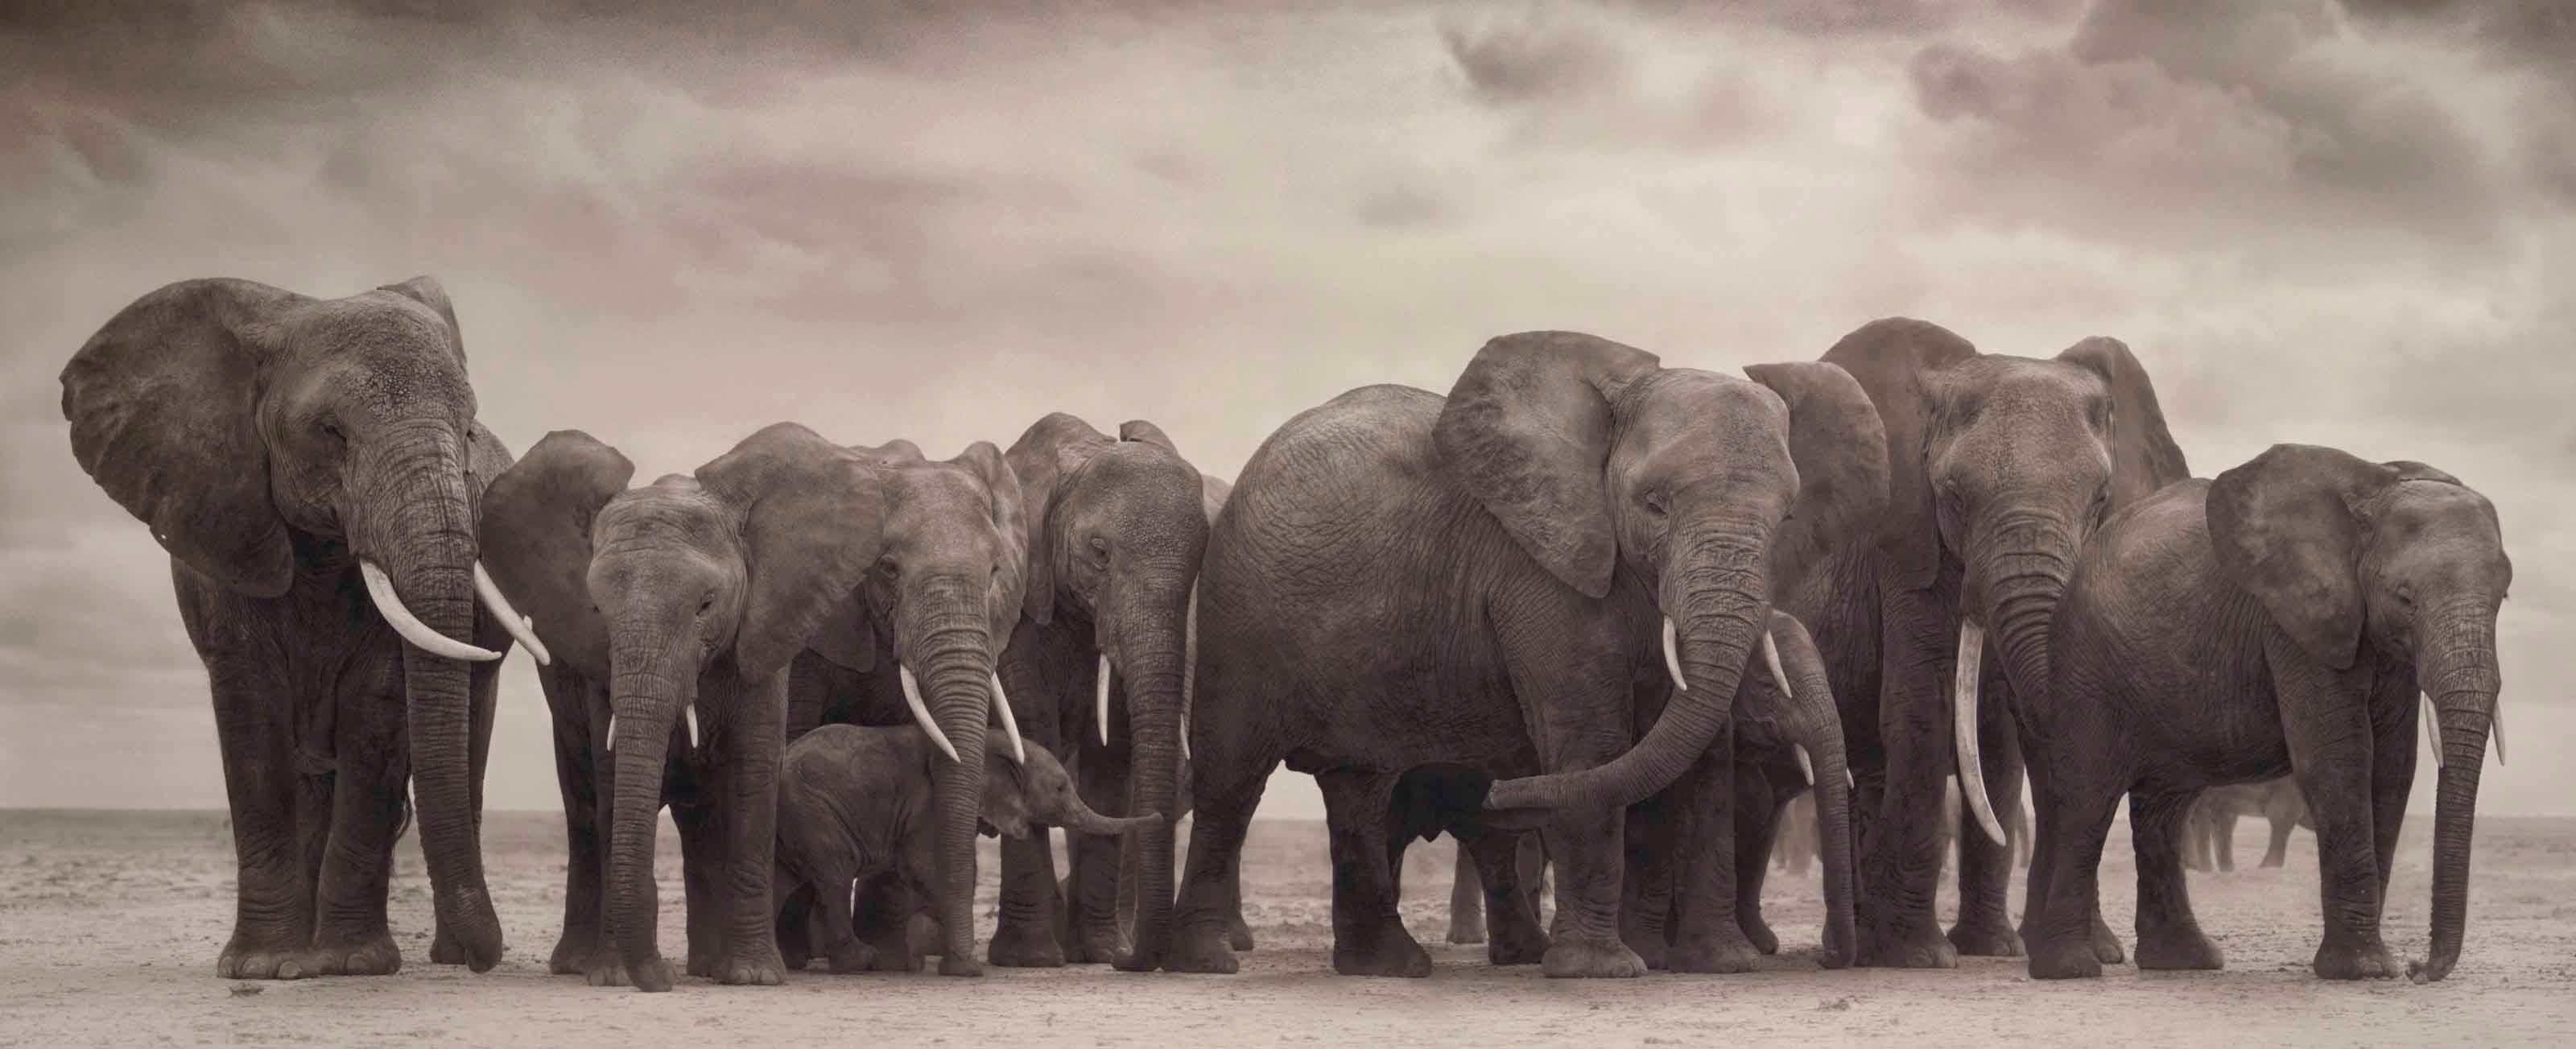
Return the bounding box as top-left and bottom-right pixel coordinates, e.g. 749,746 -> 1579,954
992,673 -> 1026,765
1844,767 -> 1856,791
1793,744 -> 1814,786
1951,620 -> 2006,846
900,664 -> 960,762
2490,700 -> 2504,766
1097,653 -> 1114,747
1761,628 -> 1792,699
1181,582 -> 1198,764
683,705 -> 698,751
2421,692 -> 2443,770
472,562 -> 551,666
1661,618 -> 1687,692
605,711 -> 617,754
361,561 -> 502,662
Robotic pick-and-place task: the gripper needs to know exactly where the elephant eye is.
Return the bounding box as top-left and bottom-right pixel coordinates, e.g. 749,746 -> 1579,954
1088,536 -> 1110,560
877,555 -> 899,578
2394,585 -> 2417,608
316,417 -> 345,442
1641,491 -> 1669,518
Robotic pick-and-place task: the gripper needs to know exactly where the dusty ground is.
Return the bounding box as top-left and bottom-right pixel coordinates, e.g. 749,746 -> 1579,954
0,809 -> 2570,1047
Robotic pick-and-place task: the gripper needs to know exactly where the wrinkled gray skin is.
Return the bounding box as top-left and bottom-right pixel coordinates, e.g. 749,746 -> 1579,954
1450,612 -> 1860,971
774,436 -> 1029,977
2024,445 -> 2508,983
2184,777 -> 2312,872
1146,332 -> 1889,977
60,277 -> 512,978
1787,318 -> 2186,968
481,423 -> 1009,991
984,414 -> 1229,968
774,728 -> 1156,973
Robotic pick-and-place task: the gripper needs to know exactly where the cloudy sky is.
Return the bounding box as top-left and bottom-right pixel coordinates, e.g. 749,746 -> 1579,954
2,0 -> 2568,821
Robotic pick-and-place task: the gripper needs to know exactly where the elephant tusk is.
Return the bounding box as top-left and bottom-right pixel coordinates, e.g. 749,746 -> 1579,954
992,673 -> 1026,765
1951,620 -> 2006,847
683,705 -> 698,751
1181,581 -> 1198,764
2422,692 -> 2443,770
472,562 -> 551,666
1097,653 -> 1114,747
361,561 -> 502,662
2491,700 -> 2504,766
1794,744 -> 1814,787
605,711 -> 616,753
1661,617 -> 1687,692
900,664 -> 961,762
1761,627 -> 1792,699
1845,766 -> 1856,791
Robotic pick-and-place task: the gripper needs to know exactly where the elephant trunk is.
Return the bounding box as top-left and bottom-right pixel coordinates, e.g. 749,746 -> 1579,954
1486,527 -> 1767,813
605,641 -> 691,993
1772,616 -> 1856,969
901,580 -> 1001,971
1107,567 -> 1191,970
1960,521 -> 2079,846
365,424 -> 502,971
2411,607 -> 2500,983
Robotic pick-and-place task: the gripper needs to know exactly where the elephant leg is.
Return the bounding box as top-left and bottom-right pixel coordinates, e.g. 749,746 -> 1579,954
852,873 -> 919,973
2131,787 -> 2221,970
430,648 -> 502,966
1459,828 -> 1546,964
1313,769 -> 1427,977
2264,817 -> 2294,869
1950,689 -> 2025,958
2367,684 -> 2418,916
707,678 -> 788,986
1858,586 -> 1960,968
1666,741 -> 1759,974
2277,660 -> 2395,980
2182,806 -> 2211,872
1617,794 -> 1677,970
1535,800 -> 1647,979
2216,810 -> 2240,872
204,654 -> 316,981
1162,742 -> 1274,974
2025,763 -> 2124,979
989,829 -> 1068,967
307,671 -> 409,977
1446,838 -> 1487,944
1736,775 -> 1783,956
1062,740 -> 1130,964
807,873 -> 870,974
546,677 -> 607,976
673,799 -> 724,979
1517,833 -> 1547,923
774,878 -> 815,971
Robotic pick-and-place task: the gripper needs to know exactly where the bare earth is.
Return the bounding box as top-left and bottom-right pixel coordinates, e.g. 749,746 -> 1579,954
1,810 -> 2570,1047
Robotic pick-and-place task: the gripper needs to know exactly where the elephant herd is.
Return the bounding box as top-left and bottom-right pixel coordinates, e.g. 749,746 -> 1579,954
59,275 -> 2510,993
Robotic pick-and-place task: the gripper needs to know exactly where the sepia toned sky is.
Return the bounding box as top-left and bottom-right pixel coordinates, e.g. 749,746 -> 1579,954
2,1 -> 2569,820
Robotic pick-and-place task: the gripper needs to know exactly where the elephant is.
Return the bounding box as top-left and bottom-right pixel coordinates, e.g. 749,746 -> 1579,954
2183,777 -> 2311,872
60,275 -> 539,979
1782,317 -> 2187,968
773,726 -> 1157,974
2022,444 -> 2511,982
479,423 -> 1029,991
980,414 -> 1218,968
1144,331 -> 1889,977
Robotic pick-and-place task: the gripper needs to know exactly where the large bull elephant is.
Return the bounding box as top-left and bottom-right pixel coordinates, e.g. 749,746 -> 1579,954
981,414 -> 1228,967
60,276 -> 535,979
1788,318 -> 2188,967
2024,444 -> 2509,982
1141,332 -> 1888,977
480,423 -> 1028,991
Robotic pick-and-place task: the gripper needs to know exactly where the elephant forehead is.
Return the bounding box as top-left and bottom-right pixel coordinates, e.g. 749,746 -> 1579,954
1617,370 -> 1791,461
597,481 -> 735,547
272,301 -> 469,404
1073,444 -> 1203,513
1940,356 -> 2108,417
2377,483 -> 2512,580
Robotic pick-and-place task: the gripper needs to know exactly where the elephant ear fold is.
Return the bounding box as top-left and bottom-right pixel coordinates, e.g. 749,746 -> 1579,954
1118,419 -> 1179,453
1199,473 -> 1232,527
1744,361 -> 1889,593
2057,336 -> 2189,507
2207,444 -> 2388,671
478,430 -> 634,683
700,423 -> 890,680
954,440 -> 1030,634
60,278 -> 308,598
1818,317 -> 1979,590
804,588 -> 876,672
1434,331 -> 1662,599
1005,413 -> 1107,626
376,275 -> 464,366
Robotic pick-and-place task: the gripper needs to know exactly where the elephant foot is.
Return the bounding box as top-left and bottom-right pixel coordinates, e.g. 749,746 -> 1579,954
217,933 -> 315,981
1622,927 -> 1670,971
1487,915 -> 1549,966
711,947 -> 788,986
2313,935 -> 2397,981
1740,911 -> 1780,956
2135,927 -> 2223,971
1150,920 -> 1240,973
1857,918 -> 1958,968
989,922 -> 1069,968
589,954 -> 675,993
2092,917 -> 2129,964
908,915 -> 943,956
2029,935 -> 2105,980
1331,923 -> 1432,978
1540,936 -> 1647,979
1062,924 -> 1124,966
1446,915 -> 1488,945
1947,916 -> 2026,957
937,954 -> 984,978
1228,912 -> 1257,952
685,949 -> 718,979
547,931 -> 603,976
1670,928 -> 1761,974
427,925 -> 484,967
305,933 -> 402,977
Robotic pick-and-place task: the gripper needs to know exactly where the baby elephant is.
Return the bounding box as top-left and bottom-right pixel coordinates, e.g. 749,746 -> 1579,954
774,725 -> 1158,973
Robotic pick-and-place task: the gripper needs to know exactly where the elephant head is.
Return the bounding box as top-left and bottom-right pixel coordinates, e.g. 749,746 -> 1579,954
979,740 -> 1165,840
1441,332 -> 1890,814
60,276 -> 536,971
1820,318 -> 2185,840
1735,612 -> 1857,968
2207,444 -> 2511,982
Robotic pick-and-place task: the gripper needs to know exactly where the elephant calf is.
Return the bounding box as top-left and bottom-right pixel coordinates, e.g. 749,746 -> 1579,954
774,725 -> 1158,974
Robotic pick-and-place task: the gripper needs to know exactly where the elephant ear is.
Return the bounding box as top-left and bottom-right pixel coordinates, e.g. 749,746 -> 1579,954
60,278 -> 310,598
2057,336 -> 2190,507
1199,473 -> 1232,527
1818,317 -> 1979,590
805,587 -> 876,672
699,423 -> 891,680
1434,331 -> 1662,599
1118,419 -> 1179,453
953,439 -> 1030,635
376,275 -> 464,366
478,430 -> 634,683
1744,361 -> 1890,593
2207,444 -> 2389,671
1004,413 -> 1109,626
